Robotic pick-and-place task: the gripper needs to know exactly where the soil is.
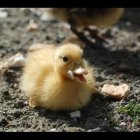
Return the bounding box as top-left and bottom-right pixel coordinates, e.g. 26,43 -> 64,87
0,8 -> 140,132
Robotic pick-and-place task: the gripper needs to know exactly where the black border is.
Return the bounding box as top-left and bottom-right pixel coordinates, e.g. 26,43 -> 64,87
0,0 -> 139,7
0,0 -> 140,139
0,132 -> 139,139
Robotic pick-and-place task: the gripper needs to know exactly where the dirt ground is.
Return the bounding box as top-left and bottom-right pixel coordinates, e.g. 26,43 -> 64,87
0,8 -> 140,132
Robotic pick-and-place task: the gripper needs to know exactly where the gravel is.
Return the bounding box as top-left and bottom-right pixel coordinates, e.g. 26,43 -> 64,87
0,8 -> 140,132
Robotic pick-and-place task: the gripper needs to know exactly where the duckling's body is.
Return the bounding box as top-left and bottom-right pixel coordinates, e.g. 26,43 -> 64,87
47,8 -> 124,29
20,43 -> 96,111
47,8 -> 124,45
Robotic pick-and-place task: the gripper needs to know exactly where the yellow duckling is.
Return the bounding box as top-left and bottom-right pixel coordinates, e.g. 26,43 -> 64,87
20,43 -> 96,111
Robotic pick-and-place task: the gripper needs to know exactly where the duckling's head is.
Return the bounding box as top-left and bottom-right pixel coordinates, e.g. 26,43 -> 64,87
54,43 -> 88,83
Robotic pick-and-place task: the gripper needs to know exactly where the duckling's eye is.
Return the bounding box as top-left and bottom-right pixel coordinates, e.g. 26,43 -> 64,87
81,55 -> 84,59
63,56 -> 69,62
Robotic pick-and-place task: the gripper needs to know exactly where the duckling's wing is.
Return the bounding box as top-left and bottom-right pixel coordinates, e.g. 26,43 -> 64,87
20,46 -> 56,96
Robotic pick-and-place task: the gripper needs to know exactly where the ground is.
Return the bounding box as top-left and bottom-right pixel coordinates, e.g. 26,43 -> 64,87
0,8 -> 140,132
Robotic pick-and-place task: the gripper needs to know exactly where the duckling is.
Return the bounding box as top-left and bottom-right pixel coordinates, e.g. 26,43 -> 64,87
47,8 -> 124,28
20,43 -> 96,111
47,8 -> 124,46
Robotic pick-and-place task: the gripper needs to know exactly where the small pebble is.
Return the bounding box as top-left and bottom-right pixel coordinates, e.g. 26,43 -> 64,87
20,8 -> 31,16
2,90 -> 9,96
118,63 -> 131,72
114,127 -> 123,131
126,22 -> 132,26
0,11 -> 8,18
14,101 -> 25,108
0,118 -> 8,126
49,128 -> 57,132
87,127 -> 101,132
6,116 -> 12,121
40,12 -> 55,21
26,20 -> 38,32
11,129 -> 18,132
13,84 -> 18,89
69,111 -> 81,118
13,111 -> 22,118
120,122 -> 126,128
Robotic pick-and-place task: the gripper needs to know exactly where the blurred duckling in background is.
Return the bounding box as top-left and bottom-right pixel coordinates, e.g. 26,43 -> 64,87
47,8 -> 124,46
20,43 -> 97,111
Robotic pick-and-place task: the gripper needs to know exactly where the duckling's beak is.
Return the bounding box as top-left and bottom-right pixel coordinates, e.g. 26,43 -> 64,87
73,67 -> 88,83
74,67 -> 88,75
67,67 -> 88,83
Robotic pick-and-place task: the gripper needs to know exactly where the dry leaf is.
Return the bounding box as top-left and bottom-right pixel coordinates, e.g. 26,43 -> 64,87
0,53 -> 25,73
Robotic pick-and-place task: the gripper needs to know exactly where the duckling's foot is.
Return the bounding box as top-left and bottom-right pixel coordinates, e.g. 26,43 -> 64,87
29,97 -> 38,108
84,27 -> 108,44
70,26 -> 97,48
